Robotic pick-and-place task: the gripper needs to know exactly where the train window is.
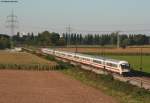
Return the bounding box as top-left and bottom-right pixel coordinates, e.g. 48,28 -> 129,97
75,56 -> 79,59
121,64 -> 130,69
107,63 -> 117,67
93,60 -> 102,64
85,58 -> 90,61
107,63 -> 111,66
82,58 -> 85,60
70,55 -> 73,57
112,64 -> 117,67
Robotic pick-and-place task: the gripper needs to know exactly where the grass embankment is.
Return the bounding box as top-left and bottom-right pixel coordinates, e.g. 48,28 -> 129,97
62,68 -> 150,103
0,51 -> 58,70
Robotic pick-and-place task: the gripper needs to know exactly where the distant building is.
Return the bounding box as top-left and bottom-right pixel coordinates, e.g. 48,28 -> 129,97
19,32 -> 27,37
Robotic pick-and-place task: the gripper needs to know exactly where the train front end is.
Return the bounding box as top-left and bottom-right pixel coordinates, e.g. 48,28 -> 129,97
119,61 -> 131,76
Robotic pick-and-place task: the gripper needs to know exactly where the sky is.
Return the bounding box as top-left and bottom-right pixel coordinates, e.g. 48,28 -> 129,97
0,0 -> 150,35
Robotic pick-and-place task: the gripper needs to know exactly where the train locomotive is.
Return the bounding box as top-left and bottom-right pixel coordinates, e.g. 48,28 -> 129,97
41,48 -> 131,75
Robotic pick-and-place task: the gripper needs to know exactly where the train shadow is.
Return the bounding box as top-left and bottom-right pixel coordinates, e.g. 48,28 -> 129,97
126,70 -> 150,78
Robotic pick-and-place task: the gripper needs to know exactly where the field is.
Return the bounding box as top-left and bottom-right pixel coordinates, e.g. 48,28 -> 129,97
0,51 -> 57,70
57,47 -> 150,54
0,49 -> 149,103
0,70 -> 116,103
56,47 -> 150,73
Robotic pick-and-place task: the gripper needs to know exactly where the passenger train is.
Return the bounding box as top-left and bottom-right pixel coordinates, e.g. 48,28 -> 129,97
41,48 -> 131,75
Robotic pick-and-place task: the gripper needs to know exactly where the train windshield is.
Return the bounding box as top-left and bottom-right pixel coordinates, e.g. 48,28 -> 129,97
121,64 -> 130,69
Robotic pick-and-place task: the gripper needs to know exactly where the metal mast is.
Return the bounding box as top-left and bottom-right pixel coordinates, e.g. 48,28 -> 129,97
6,9 -> 18,36
0,0 -> 18,48
0,0 -> 19,36
66,25 -> 72,46
116,31 -> 121,48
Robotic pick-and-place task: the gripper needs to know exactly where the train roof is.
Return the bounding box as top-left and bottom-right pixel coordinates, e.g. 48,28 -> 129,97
77,53 -> 123,63
47,48 -> 128,64
58,50 -> 123,63
76,53 -> 105,59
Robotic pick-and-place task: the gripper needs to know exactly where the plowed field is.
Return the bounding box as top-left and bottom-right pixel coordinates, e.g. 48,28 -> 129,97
0,70 -> 116,103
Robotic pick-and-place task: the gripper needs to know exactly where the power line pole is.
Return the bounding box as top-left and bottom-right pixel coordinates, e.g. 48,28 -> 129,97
0,1 -> 19,34
75,33 -> 78,55
116,31 -> 121,48
6,9 -> 18,36
66,25 -> 72,46
140,47 -> 143,72
6,9 -> 18,48
139,47 -> 143,88
0,0 -> 19,48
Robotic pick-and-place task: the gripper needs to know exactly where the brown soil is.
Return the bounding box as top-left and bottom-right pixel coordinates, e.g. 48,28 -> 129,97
0,70 -> 116,103
0,52 -> 57,66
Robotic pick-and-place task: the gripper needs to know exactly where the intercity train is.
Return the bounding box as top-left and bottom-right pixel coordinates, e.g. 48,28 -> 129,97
41,48 -> 131,75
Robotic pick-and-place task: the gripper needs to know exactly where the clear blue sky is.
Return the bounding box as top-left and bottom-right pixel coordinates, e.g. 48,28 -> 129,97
0,0 -> 150,35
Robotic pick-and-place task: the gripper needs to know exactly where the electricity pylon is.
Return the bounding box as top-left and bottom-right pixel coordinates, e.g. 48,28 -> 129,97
0,0 -> 19,48
116,31 -> 121,48
6,9 -> 18,36
66,25 -> 72,46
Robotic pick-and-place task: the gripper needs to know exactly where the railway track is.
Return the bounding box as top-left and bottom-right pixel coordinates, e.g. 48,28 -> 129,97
113,75 -> 150,90
122,76 -> 150,90
126,77 -> 150,85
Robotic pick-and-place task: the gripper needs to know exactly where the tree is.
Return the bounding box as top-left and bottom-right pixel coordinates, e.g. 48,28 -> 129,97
51,32 -> 60,45
79,34 -> 83,44
56,37 -> 66,46
0,34 -> 11,49
120,39 -> 129,49
11,31 -> 150,47
38,31 -> 52,46
134,34 -> 147,45
128,35 -> 135,45
110,32 -> 117,45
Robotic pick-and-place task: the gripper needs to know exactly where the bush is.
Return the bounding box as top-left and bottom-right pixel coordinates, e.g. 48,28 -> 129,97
46,55 -> 56,61
0,63 -> 58,71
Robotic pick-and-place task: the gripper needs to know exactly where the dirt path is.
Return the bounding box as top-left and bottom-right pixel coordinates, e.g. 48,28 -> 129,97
0,70 -> 116,103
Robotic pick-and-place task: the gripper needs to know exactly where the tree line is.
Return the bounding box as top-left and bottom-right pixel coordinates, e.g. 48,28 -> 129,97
13,31 -> 66,46
62,32 -> 150,48
0,31 -> 150,49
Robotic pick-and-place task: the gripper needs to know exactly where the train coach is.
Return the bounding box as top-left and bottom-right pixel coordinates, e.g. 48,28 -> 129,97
41,48 -> 131,75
